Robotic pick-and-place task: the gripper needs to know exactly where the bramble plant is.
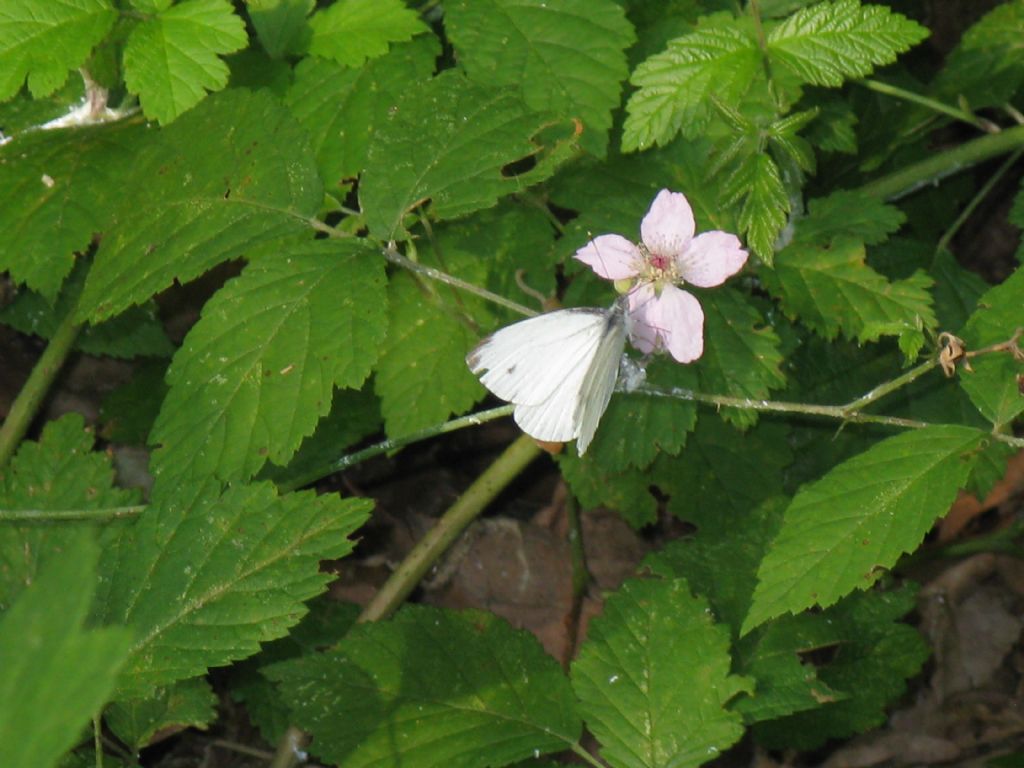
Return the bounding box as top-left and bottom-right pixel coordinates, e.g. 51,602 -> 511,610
1,0 -> 1023,767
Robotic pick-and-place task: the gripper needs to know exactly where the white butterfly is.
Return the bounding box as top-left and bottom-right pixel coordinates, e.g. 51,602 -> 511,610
466,298 -> 629,456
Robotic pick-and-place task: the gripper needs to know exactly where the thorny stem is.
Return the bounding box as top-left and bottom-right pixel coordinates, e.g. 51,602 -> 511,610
358,434 -> 542,622
383,244 -> 537,317
964,328 -> 1024,362
0,505 -> 146,523
840,359 -> 939,414
0,293 -> 82,468
937,149 -> 1024,254
859,123 -> 1024,200
275,405 -> 515,494
11,330 -> 1023,524
860,79 -> 995,132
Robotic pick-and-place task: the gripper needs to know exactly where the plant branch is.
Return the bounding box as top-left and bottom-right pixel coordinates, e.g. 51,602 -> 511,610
0,505 -> 146,523
9,329 -> 1022,525
859,79 -> 994,132
269,726 -> 308,768
840,358 -> 939,413
859,123 -> 1024,201
937,148 -> 1024,253
275,405 -> 515,493
381,245 -> 537,317
358,434 -> 543,623
0,298 -> 83,468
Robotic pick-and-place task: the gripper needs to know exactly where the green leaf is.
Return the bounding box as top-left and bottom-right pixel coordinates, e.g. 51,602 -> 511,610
106,678 -> 216,752
258,385 -> 382,489
232,597 -> 359,744
123,0 -> 248,125
803,95 -> 857,154
753,587 -> 928,748
149,238 -> 386,488
308,0 -> 426,67
725,151 -> 788,264
763,237 -> 936,354
795,190 -> 905,246
582,389 -> 697,470
286,36 -> 439,188
78,89 -> 322,323
930,249 -> 987,330
0,535 -> 132,768
965,438 -> 1015,501
623,23 -> 760,151
744,425 -> 988,633
558,453 -> 659,528
447,0 -> 634,156
360,70 -> 577,239
734,620 -> 845,724
647,497 -> 787,633
375,271 -> 482,438
658,417 -> 793,528
0,76 -> 85,134
93,482 -> 372,698
766,0 -> 928,88
0,258 -> 173,359
572,578 -> 752,768
432,201 -> 562,311
958,266 -> 1024,429
0,0 -> 116,100
131,0 -> 173,11
0,414 -> 140,610
246,0 -> 313,58
0,120 -> 142,300
694,288 -> 786,427
267,605 -> 581,767
933,1 -> 1024,110
99,361 -> 169,444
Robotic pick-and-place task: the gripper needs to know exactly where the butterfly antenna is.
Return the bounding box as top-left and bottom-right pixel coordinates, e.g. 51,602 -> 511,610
514,269 -> 551,310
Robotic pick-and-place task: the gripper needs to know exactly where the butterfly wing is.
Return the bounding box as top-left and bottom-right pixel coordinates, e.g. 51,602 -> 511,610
573,310 -> 627,455
466,309 -> 609,407
509,345 -> 598,442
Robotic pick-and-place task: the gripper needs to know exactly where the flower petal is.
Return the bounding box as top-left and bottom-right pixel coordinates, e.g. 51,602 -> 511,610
678,231 -> 748,287
626,284 -> 659,354
627,284 -> 704,363
574,234 -> 641,280
640,189 -> 695,259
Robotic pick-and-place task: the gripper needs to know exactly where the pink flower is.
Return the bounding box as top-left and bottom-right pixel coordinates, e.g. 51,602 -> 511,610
574,189 -> 747,363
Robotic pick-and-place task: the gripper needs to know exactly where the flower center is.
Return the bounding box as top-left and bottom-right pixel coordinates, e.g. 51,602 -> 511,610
637,244 -> 680,288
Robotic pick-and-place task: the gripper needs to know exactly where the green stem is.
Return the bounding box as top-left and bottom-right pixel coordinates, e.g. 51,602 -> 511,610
564,492 -> 589,668
569,743 -> 609,768
859,123 -> 1024,201
276,405 -> 514,493
268,726 -> 307,768
358,434 -> 542,623
0,505 -> 146,523
0,298 -> 82,468
936,148 -> 1024,253
935,519 -> 1024,560
12,333 -> 1024,524
841,359 -> 938,414
859,79 -> 989,131
93,714 -> 103,768
382,246 -> 537,317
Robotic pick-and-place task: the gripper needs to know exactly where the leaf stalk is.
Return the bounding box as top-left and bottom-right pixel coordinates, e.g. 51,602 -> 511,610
0,297 -> 83,468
